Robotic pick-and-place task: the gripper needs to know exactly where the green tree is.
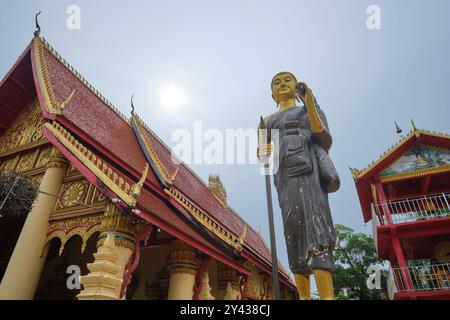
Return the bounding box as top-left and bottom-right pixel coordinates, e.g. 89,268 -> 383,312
333,224 -> 388,300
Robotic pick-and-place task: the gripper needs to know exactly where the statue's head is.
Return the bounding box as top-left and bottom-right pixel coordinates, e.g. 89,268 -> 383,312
271,71 -> 298,106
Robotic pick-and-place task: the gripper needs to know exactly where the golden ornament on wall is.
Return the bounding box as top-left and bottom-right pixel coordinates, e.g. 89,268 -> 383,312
0,157 -> 18,172
36,147 -> 52,168
0,99 -> 45,154
46,214 -> 103,255
32,174 -> 44,187
16,152 -> 37,172
58,181 -> 87,209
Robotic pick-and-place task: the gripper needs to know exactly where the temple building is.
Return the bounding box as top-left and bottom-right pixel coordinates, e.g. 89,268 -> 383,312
0,33 -> 297,300
351,125 -> 450,300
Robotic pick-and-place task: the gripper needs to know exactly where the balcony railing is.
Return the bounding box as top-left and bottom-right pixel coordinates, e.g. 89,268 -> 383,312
391,263 -> 450,293
372,193 -> 450,226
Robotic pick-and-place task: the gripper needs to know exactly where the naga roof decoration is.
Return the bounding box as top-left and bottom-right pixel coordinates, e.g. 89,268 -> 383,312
43,121 -> 140,207
131,113 -> 178,187
0,35 -> 295,286
131,113 -> 250,252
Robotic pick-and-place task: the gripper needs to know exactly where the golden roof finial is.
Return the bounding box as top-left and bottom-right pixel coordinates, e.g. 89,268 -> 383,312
208,174 -> 227,207
131,163 -> 149,205
349,166 -> 362,178
34,11 -> 42,37
131,94 -> 135,116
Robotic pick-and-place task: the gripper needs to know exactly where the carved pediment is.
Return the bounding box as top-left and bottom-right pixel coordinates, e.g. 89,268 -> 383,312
381,145 -> 450,177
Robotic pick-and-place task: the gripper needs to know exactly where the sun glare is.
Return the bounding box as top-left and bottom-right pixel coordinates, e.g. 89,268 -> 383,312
158,83 -> 188,112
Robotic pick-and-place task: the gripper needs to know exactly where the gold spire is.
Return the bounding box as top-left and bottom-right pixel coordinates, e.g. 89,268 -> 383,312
208,174 -> 227,207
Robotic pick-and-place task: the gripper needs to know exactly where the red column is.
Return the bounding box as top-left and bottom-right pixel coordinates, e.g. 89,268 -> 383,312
391,230 -> 414,292
374,177 -> 393,224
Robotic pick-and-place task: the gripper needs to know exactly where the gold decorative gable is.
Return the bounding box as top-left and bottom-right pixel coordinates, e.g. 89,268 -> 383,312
33,38 -> 75,115
0,99 -> 46,155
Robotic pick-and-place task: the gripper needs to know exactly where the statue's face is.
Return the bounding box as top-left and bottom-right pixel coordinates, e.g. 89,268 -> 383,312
271,72 -> 297,103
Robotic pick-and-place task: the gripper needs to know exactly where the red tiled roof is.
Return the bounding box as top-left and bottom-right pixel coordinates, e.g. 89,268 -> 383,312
40,42 -> 150,178
20,37 -> 293,284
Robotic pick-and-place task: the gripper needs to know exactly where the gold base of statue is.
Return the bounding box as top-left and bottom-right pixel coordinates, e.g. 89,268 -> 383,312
294,270 -> 335,300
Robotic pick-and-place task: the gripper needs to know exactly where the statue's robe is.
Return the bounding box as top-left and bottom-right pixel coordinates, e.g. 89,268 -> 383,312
266,105 -> 337,275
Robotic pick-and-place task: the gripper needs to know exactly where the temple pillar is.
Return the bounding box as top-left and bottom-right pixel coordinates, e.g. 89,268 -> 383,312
0,149 -> 68,300
167,240 -> 198,300
198,270 -> 215,300
218,264 -> 240,300
77,202 -> 136,300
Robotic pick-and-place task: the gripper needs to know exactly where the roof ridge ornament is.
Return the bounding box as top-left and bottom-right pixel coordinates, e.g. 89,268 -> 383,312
394,121 -> 402,135
34,11 -> 42,37
411,119 -> 418,132
131,163 -> 149,206
131,94 -> 135,116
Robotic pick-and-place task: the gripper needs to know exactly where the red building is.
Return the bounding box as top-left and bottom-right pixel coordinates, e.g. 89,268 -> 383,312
352,126 -> 450,300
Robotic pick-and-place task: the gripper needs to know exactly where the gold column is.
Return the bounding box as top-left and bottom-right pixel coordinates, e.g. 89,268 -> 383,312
77,202 -> 136,300
0,149 -> 68,300
167,240 -> 198,300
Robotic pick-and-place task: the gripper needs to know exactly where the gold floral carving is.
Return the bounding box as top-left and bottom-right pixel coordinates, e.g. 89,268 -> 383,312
0,155 -> 19,172
16,151 -> 38,172
92,188 -> 106,204
165,188 -> 245,251
32,174 -> 44,187
46,214 -> 103,255
0,99 -> 45,154
36,146 -> 53,168
43,121 -> 136,206
66,164 -> 79,175
56,180 -> 88,209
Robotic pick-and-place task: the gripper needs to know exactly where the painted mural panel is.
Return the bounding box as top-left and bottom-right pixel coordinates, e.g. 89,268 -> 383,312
381,146 -> 450,176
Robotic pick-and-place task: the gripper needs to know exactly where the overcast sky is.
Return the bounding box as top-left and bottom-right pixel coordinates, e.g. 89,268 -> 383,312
1,0 -> 450,290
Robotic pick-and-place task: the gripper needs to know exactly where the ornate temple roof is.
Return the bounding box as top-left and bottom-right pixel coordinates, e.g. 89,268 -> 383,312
351,128 -> 450,181
350,126 -> 450,222
0,35 -> 294,287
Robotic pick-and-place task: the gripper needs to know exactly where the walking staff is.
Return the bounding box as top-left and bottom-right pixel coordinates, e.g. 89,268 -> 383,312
259,116 -> 281,300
